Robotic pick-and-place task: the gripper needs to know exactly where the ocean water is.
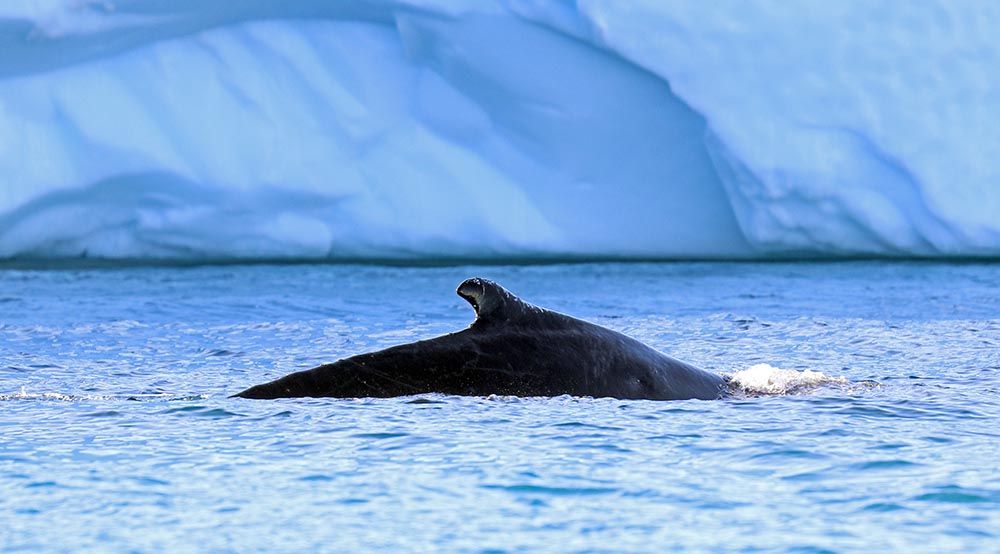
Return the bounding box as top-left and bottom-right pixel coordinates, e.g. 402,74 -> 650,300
1,262 -> 998,553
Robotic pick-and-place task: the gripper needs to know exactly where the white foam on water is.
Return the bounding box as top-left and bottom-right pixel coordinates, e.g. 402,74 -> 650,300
1,387 -> 77,401
727,363 -> 851,396
0,387 -> 207,401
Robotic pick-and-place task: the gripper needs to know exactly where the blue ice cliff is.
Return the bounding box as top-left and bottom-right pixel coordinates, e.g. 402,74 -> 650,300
2,1 -> 998,262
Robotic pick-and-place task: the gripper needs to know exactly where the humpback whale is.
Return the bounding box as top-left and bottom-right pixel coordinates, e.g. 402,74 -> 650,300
233,278 -> 727,400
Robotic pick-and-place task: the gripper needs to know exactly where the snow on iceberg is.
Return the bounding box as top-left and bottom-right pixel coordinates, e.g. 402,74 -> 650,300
1,0 -> 998,262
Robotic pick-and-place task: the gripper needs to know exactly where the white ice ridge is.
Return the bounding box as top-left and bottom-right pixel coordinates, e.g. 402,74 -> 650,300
2,1 -> 1000,261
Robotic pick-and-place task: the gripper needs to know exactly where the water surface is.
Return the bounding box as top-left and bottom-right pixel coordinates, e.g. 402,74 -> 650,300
2,262 -> 998,553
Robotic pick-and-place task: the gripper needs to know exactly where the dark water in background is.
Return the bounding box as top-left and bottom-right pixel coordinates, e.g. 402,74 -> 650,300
1,262 -> 999,553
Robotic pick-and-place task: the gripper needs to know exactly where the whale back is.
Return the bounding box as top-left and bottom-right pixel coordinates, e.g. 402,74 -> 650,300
456,277 -> 725,400
234,278 -> 727,400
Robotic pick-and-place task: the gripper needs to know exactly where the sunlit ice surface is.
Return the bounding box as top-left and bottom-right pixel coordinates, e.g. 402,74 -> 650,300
4,2 -> 1000,262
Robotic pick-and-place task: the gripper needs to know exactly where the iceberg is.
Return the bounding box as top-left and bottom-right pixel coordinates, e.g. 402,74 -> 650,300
1,0 -> 998,262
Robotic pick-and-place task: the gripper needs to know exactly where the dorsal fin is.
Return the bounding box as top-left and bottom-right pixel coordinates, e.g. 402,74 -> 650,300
456,278 -> 534,326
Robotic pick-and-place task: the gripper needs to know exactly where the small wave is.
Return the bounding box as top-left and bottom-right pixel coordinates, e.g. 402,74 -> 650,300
0,388 -> 79,401
481,483 -> 619,496
0,387 -> 207,402
158,406 -> 245,418
727,363 -> 857,396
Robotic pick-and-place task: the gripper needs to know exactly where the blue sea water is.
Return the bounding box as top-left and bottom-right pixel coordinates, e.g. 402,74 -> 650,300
1,262 -> 999,553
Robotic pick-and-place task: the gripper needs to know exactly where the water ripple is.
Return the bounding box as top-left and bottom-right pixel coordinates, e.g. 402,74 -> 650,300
3,263 -> 999,553
158,406 -> 245,418
915,486 -> 1000,504
481,484 -> 619,496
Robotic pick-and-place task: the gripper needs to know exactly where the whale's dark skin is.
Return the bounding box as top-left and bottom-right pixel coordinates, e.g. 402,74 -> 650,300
233,278 -> 727,401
